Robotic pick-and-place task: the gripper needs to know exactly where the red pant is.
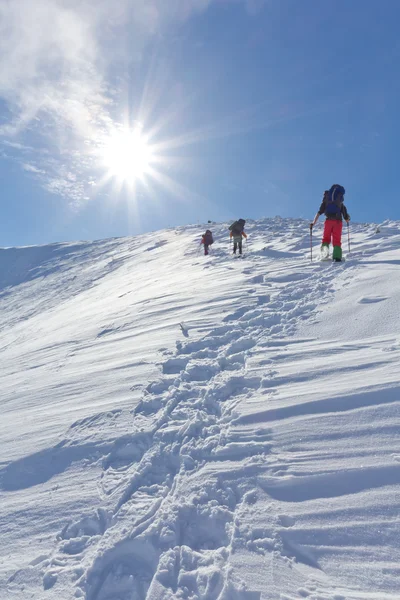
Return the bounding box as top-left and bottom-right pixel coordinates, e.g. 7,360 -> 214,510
322,219 -> 342,246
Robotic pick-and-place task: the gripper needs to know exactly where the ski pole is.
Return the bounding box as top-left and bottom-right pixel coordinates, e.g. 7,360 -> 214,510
347,221 -> 350,254
310,224 -> 313,262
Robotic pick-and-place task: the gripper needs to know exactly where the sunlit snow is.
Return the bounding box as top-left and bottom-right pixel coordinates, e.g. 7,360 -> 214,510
1,218 -> 399,600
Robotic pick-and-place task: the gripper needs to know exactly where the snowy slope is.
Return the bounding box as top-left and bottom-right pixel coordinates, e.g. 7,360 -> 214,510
1,218 -> 400,600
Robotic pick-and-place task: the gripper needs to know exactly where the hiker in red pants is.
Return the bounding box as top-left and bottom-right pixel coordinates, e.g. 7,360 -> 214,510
310,185 -> 350,261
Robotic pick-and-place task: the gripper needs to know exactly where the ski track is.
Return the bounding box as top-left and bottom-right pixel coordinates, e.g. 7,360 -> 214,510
2,218 -> 400,600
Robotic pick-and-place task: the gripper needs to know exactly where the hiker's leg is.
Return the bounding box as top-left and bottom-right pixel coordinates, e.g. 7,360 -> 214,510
204,244 -> 209,255
321,220 -> 332,256
233,241 -> 237,254
332,220 -> 343,247
332,221 -> 343,260
322,220 -> 333,245
238,240 -> 243,254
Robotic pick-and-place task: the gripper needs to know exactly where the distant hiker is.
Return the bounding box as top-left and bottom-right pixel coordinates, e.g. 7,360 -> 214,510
229,219 -> 247,255
201,229 -> 214,255
310,185 -> 350,262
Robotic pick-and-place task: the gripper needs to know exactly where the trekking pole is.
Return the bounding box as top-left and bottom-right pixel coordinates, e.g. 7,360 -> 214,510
310,225 -> 313,262
347,221 -> 350,254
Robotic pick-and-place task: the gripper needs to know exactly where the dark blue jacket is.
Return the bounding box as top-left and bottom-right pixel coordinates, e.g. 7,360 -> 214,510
318,200 -> 349,221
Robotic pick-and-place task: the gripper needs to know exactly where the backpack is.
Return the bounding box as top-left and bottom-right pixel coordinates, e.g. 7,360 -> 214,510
204,230 -> 213,245
229,219 -> 245,236
325,184 -> 345,218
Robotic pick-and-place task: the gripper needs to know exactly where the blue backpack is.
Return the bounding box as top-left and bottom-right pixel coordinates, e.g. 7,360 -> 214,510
325,184 -> 345,218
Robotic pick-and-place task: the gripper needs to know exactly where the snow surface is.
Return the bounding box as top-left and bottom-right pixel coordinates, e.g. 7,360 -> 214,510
1,218 -> 400,600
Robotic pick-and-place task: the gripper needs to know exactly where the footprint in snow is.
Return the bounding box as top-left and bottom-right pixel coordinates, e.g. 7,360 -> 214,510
278,514 -> 296,528
249,274 -> 264,284
257,294 -> 270,305
162,357 -> 189,374
223,306 -> 249,322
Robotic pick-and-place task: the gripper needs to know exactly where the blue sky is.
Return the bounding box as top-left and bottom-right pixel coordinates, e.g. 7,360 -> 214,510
1,0 -> 400,246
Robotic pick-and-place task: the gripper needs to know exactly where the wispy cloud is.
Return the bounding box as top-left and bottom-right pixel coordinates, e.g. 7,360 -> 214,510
0,1 -> 148,146
22,163 -> 45,174
0,0 -> 266,205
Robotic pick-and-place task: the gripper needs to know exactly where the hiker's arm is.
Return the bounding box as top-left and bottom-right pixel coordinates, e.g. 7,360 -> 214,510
310,212 -> 320,227
311,200 -> 325,225
342,205 -> 350,221
242,232 -> 247,238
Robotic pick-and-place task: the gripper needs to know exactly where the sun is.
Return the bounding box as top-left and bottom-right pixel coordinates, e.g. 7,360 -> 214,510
100,127 -> 154,184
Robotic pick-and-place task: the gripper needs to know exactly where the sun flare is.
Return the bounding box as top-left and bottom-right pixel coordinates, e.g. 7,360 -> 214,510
100,127 -> 154,183
93,112 -> 210,207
